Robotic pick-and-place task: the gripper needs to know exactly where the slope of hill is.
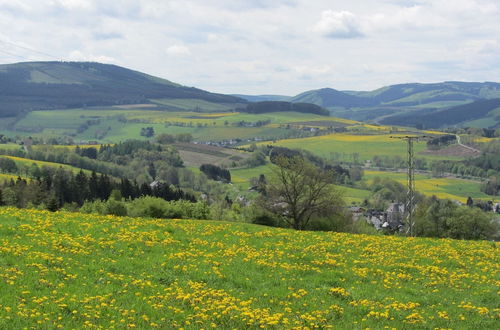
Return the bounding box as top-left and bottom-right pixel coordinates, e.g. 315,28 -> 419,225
291,82 -> 500,127
231,94 -> 291,102
291,88 -> 372,107
0,61 -> 245,117
380,98 -> 500,128
0,207 -> 497,328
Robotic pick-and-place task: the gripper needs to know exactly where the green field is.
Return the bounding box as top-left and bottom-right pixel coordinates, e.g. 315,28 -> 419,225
231,165 -> 371,203
0,156 -> 91,176
231,165 -> 490,203
252,133 -> 464,162
0,173 -> 25,182
0,208 -> 498,328
8,109 -> 361,143
0,144 -> 23,151
363,170 -> 492,202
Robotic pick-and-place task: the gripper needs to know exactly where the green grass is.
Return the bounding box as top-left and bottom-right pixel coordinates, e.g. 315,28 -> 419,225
231,165 -> 371,203
0,207 -> 498,328
363,170 -> 492,202
252,133 -> 461,162
0,144 -> 23,151
0,156 -> 91,175
12,109 -> 352,143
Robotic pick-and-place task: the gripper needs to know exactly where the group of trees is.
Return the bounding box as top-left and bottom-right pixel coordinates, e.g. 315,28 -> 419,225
199,164 -> 231,182
426,134 -> 456,149
243,101 -> 329,116
0,168 -> 196,210
140,127 -> 155,138
414,196 -> 498,240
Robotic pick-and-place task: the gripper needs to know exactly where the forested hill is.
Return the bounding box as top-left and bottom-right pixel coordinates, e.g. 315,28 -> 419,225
379,98 -> 500,128
290,82 -> 500,108
0,61 -> 245,117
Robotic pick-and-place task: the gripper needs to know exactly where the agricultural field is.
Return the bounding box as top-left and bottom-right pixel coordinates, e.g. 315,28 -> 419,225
363,170 -> 491,202
0,208 -> 498,329
230,165 -> 489,203
0,173 -> 25,182
5,108 -> 369,143
174,143 -> 251,167
231,165 -> 371,204
0,156 -> 91,176
0,144 -> 23,151
252,133 -> 465,162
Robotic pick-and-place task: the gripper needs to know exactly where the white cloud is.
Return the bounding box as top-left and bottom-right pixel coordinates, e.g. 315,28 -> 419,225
0,0 -> 499,94
312,10 -> 363,39
51,0 -> 93,10
166,44 -> 191,56
68,50 -> 115,63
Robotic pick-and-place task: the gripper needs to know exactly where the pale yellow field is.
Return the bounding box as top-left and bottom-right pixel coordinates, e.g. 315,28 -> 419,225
0,156 -> 90,174
364,170 -> 490,202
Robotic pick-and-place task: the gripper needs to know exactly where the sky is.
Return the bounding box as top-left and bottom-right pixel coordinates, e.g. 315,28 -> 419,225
0,0 -> 499,95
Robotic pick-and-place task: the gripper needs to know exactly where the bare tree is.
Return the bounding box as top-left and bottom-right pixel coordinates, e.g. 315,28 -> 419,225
261,156 -> 344,230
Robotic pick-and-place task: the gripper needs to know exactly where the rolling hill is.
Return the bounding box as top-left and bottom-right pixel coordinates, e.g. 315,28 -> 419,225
379,98 -> 500,128
0,61 -> 245,117
294,82 -> 500,108
285,82 -> 500,128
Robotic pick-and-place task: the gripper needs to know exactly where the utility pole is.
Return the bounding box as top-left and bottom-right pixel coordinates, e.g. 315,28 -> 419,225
390,135 -> 427,236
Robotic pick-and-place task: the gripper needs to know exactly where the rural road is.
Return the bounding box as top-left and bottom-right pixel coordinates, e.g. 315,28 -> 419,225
455,134 -> 481,153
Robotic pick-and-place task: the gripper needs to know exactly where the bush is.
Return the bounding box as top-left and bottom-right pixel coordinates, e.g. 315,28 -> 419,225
105,199 -> 128,216
127,196 -> 209,219
252,214 -> 278,227
306,213 -> 353,232
80,200 -> 107,214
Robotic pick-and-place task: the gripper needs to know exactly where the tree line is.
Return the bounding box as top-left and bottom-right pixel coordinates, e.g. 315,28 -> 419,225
0,167 -> 195,210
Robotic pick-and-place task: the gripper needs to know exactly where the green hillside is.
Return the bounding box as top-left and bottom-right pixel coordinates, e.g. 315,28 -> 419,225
290,82 -> 500,128
380,98 -> 500,129
0,61 -> 245,117
0,208 -> 498,328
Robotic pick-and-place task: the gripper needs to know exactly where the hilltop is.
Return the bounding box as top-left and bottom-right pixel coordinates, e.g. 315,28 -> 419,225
0,61 -> 245,117
0,207 -> 498,328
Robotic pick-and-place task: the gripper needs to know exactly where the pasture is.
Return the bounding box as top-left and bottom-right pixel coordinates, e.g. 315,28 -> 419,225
253,133 -> 464,162
0,156 -> 90,176
363,170 -> 491,202
0,208 -> 497,329
9,109 -> 364,143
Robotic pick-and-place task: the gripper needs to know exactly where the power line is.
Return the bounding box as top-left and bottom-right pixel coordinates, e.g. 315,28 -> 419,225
0,39 -> 59,60
0,48 -> 32,60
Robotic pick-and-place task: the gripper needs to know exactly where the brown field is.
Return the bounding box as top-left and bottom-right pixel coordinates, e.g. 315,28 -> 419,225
419,144 -> 480,158
174,143 -> 251,167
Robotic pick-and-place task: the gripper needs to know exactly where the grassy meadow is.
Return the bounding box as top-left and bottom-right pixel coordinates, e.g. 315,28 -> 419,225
230,165 -> 490,203
252,133 -> 463,162
0,208 -> 498,329
0,156 -> 91,176
363,170 -> 492,202
230,165 -> 371,203
10,109 -> 358,142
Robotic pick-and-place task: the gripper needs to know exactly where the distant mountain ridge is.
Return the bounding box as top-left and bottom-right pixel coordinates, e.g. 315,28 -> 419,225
233,81 -> 500,108
238,82 -> 500,128
0,61 -> 245,117
2,61 -> 499,128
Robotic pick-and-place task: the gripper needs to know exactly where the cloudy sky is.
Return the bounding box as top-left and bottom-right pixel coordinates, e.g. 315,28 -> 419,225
0,0 -> 499,95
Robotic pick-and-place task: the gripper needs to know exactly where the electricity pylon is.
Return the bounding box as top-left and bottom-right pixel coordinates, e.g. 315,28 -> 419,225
390,135 -> 428,236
